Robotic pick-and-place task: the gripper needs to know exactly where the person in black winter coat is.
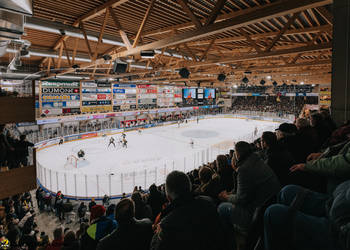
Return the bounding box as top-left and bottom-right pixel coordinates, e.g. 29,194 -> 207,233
261,131 -> 295,186
147,184 -> 167,221
151,171 -> 230,250
16,135 -> 34,166
97,198 -> 153,250
131,191 -> 152,220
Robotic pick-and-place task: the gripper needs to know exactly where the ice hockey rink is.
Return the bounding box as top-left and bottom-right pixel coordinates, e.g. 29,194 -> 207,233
36,117 -> 279,198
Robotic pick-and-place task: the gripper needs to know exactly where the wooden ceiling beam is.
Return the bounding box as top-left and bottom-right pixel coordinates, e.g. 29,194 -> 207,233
142,0 -> 266,37
265,12 -> 300,52
51,0 -> 129,51
316,6 -> 333,24
186,25 -> 331,46
109,7 -> 132,49
204,0 -> 227,26
176,0 -> 202,29
93,8 -> 109,60
239,27 -> 262,53
62,40 -> 71,66
133,0 -> 156,47
114,0 -> 332,59
80,21 -> 93,60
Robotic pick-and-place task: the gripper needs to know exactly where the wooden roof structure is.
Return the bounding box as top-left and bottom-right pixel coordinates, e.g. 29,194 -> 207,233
2,0 -> 333,86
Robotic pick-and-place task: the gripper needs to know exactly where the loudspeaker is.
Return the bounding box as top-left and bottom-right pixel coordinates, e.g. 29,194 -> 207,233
141,50 -> 155,58
179,68 -> 190,78
113,61 -> 127,73
217,74 -> 226,82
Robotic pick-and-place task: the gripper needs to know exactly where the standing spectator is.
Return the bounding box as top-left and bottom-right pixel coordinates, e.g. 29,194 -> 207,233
218,141 -> 280,232
80,205 -> 116,250
88,198 -> 96,212
97,198 -> 153,250
78,202 -> 87,223
151,171 -> 229,250
16,135 -> 34,167
45,227 -> 64,250
19,226 -> 38,250
54,192 -> 64,221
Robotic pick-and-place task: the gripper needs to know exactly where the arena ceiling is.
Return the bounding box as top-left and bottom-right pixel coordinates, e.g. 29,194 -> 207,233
1,0 -> 333,87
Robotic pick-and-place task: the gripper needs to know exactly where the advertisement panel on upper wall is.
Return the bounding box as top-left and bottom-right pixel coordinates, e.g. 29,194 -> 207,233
42,94 -> 80,101
42,88 -> 79,94
81,106 -> 113,113
41,81 -> 80,88
82,81 -> 97,88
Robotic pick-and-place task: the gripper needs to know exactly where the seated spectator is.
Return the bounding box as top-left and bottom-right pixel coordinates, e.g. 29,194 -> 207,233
131,192 -> 152,220
276,123 -> 304,163
80,205 -> 116,250
216,155 -> 234,192
264,181 -> 350,250
61,231 -> 80,250
326,121 -> 350,146
261,131 -> 295,186
310,113 -> 332,148
105,204 -> 117,229
290,139 -> 350,193
151,171 -> 229,250
97,198 -> 153,250
76,222 -> 88,241
147,184 -> 167,221
194,166 -> 221,202
45,227 -> 64,250
295,118 -> 320,154
217,141 -> 280,232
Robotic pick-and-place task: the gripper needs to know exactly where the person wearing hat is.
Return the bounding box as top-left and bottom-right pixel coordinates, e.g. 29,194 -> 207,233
80,205 -> 116,250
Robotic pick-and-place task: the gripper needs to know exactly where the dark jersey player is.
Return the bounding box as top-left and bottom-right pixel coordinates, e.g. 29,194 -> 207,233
77,149 -> 85,159
108,137 -> 116,148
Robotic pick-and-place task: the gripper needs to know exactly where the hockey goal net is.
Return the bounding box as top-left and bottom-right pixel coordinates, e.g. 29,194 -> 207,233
64,155 -> 78,169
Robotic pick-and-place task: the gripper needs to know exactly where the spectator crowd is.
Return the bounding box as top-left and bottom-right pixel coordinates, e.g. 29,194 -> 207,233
231,96 -> 318,116
1,107 -> 350,250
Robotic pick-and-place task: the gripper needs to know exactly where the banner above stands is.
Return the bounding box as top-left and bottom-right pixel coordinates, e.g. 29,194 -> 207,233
36,105 -> 220,125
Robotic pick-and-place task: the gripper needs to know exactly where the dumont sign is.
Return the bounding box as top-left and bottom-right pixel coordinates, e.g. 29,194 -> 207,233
42,88 -> 79,94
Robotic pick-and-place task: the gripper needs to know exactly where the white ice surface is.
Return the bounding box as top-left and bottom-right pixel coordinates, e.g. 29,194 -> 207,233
37,117 -> 278,198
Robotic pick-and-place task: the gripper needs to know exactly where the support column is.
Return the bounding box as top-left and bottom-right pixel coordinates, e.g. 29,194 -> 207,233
331,0 -> 350,125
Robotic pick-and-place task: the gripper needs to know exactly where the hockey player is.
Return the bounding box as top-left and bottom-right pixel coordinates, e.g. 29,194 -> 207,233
197,116 -> 199,124
58,137 -> 64,145
254,127 -> 258,137
138,128 -> 142,135
190,139 -> 194,148
108,137 -> 116,148
77,149 -> 85,159
122,138 -> 128,148
121,132 -> 126,139
177,120 -> 181,128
